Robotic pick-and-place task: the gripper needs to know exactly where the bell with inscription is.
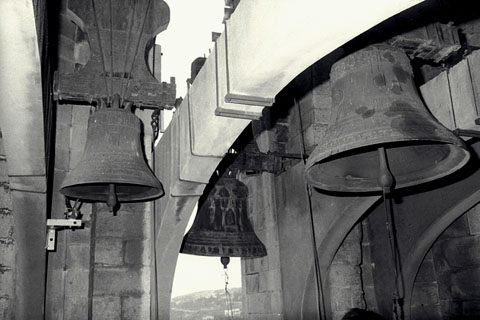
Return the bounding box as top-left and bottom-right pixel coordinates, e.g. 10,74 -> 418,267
60,96 -> 164,210
180,172 -> 267,265
305,44 -> 470,192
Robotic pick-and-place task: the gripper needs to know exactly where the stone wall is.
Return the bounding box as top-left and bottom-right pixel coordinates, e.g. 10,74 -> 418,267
0,129 -> 15,319
411,205 -> 480,319
93,202 -> 152,319
241,172 -> 284,320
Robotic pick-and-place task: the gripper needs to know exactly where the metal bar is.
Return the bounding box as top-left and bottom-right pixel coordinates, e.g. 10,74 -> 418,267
453,128 -> 480,138
46,219 -> 82,227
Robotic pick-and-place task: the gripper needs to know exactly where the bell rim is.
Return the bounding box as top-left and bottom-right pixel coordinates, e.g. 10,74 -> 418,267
305,139 -> 471,192
59,182 -> 165,202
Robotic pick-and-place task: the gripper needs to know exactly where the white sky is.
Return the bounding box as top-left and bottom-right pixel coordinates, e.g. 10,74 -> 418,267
156,0 -> 225,98
155,0 -> 242,298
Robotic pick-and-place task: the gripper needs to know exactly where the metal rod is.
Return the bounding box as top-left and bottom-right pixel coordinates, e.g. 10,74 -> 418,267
109,0 -> 114,98
87,204 -> 97,320
121,0 -> 152,102
120,0 -> 137,99
296,98 -> 326,320
453,128 -> 480,138
377,147 -> 404,320
91,0 -> 111,104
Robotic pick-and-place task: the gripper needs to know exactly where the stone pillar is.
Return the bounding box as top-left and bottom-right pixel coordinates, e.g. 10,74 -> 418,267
0,128 -> 15,319
241,172 -> 284,320
430,209 -> 480,318
328,224 -> 366,319
45,105 -> 94,319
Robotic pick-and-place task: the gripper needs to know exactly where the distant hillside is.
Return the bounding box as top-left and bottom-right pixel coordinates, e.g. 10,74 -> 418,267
171,287 -> 242,320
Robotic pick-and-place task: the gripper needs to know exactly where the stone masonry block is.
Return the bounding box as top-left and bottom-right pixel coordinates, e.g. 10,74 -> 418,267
329,264 -> 361,288
264,224 -> 279,247
96,210 -> 147,239
415,257 -> 437,283
411,282 -> 440,307
94,267 -> 149,296
64,269 -> 89,320
121,295 -> 150,320
0,187 -> 12,209
45,269 -> 65,319
0,297 -> 14,320
313,122 -> 328,145
124,239 -> 150,266
440,214 -> 470,238
93,295 -> 121,320
0,270 -> 15,295
70,124 -> 87,159
58,14 -> 77,37
95,237 -> 124,266
270,291 -> 283,314
0,213 -> 13,238
244,258 -> 256,275
58,58 -> 76,74
266,246 -> 280,271
467,205 -> 480,235
303,125 -> 316,154
247,292 -> 271,314
0,238 -> 15,267
120,202 -> 148,214
0,160 -> 8,179
54,147 -> 70,171
435,236 -> 480,270
58,34 -> 75,56
67,244 -> 90,269
57,104 -> 73,125
259,269 -> 282,293
72,107 -> 91,126
333,225 -> 361,264
285,131 -> 302,155
68,222 -> 92,245
449,267 -> 480,299
245,273 -> 259,294
330,286 -> 365,313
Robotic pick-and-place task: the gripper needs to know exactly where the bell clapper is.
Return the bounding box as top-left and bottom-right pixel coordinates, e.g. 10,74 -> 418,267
107,183 -> 117,212
220,256 -> 230,269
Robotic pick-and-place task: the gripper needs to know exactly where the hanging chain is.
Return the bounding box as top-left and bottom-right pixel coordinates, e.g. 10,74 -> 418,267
295,97 -> 326,320
224,267 -> 234,320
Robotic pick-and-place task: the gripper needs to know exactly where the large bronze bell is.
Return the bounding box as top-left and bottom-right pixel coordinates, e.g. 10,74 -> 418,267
305,44 -> 470,192
181,172 -> 267,259
60,98 -> 164,209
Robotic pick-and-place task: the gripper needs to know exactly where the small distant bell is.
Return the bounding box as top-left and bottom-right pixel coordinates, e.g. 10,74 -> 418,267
180,172 -> 267,259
